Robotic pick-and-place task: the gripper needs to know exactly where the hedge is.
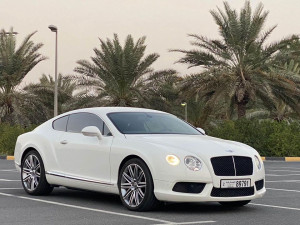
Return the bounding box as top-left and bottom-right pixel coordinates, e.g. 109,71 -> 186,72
0,124 -> 36,156
207,119 -> 300,157
0,119 -> 299,157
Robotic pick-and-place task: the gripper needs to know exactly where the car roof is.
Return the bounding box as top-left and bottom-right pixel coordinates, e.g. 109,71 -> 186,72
57,107 -> 167,117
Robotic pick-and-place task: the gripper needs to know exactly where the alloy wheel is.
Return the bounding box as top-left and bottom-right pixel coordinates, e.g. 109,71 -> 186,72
120,164 -> 146,207
22,154 -> 41,191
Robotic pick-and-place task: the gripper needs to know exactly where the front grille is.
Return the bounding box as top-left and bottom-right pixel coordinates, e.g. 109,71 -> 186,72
255,179 -> 264,191
211,156 -> 253,176
172,182 -> 206,194
211,187 -> 254,197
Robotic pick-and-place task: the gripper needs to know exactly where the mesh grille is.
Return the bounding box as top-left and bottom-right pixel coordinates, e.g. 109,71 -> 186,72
211,187 -> 254,197
211,156 -> 253,176
255,179 -> 264,191
172,182 -> 206,194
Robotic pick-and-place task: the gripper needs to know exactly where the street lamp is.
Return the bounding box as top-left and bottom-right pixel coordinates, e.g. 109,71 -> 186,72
48,25 -> 58,117
181,102 -> 188,121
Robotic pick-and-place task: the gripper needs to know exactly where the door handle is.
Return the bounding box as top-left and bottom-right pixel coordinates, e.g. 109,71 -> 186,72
60,140 -> 68,145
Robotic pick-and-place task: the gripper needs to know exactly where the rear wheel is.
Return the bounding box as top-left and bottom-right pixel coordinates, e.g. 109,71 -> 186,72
118,158 -> 159,211
21,150 -> 53,195
219,200 -> 251,207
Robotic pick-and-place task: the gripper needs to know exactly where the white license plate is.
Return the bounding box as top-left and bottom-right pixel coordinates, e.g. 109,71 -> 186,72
221,179 -> 251,188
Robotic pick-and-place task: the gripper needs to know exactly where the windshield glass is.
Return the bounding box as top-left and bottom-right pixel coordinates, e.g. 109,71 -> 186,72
107,112 -> 202,135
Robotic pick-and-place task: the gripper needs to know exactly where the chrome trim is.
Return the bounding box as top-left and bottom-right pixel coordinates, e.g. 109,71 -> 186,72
46,171 -> 113,186
232,156 -> 237,176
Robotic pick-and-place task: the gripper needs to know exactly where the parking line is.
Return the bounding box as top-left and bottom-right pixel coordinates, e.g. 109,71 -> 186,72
153,221 -> 216,225
267,166 -> 300,170
0,188 -> 23,190
266,188 -> 300,193
266,174 -> 300,176
0,179 -> 20,182
0,192 -> 172,224
266,180 -> 300,183
268,169 -> 300,173
0,169 -> 17,172
250,203 -> 300,211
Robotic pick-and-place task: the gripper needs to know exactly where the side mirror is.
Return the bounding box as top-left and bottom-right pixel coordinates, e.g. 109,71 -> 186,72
196,127 -> 206,135
81,126 -> 102,140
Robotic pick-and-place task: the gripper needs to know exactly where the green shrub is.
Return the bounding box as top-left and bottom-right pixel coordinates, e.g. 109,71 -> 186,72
207,119 -> 300,157
0,124 -> 36,156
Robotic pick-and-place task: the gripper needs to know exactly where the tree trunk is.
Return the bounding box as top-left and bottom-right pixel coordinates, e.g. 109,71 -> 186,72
237,102 -> 247,119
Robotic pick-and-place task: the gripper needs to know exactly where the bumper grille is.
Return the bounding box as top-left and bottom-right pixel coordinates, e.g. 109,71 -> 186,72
211,187 -> 254,197
255,179 -> 264,191
211,156 -> 253,176
172,182 -> 206,194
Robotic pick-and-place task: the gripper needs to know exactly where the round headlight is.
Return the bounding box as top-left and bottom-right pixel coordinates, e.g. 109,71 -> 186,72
166,155 -> 180,166
255,155 -> 262,170
184,156 -> 202,171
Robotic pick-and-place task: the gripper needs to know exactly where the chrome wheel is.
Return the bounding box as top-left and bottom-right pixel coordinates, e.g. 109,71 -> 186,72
22,154 -> 41,191
121,164 -> 146,207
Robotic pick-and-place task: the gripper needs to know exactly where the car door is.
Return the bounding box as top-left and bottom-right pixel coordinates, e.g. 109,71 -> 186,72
56,112 -> 113,184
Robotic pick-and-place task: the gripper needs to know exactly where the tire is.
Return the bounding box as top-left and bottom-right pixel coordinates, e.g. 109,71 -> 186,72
219,200 -> 251,207
118,158 -> 159,211
21,150 -> 53,195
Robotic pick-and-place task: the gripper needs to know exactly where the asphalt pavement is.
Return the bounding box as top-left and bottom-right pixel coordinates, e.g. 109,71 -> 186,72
0,160 -> 299,225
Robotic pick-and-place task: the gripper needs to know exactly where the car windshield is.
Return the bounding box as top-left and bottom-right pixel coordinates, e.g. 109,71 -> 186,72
107,112 -> 202,135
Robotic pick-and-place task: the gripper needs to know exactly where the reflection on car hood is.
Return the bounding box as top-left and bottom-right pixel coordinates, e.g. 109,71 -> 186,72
125,134 -> 256,158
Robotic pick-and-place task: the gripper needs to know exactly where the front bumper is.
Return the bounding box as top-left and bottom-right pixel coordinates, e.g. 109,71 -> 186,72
153,177 -> 266,202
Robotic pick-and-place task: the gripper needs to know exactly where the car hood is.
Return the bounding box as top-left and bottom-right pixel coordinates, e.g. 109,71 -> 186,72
125,134 -> 257,159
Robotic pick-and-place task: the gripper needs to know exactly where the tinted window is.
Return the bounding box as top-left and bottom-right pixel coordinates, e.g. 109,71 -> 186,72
103,123 -> 112,136
108,112 -> 201,135
53,116 -> 69,131
67,113 -> 104,133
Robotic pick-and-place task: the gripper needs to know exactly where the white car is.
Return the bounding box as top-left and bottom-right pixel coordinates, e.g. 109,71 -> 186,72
14,107 -> 266,211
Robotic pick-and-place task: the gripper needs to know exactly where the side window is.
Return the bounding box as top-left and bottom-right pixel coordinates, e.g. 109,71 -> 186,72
67,112 -> 104,133
103,123 -> 112,136
52,116 -> 69,131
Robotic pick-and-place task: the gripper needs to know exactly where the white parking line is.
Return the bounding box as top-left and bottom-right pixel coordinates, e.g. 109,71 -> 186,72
267,166 -> 300,170
266,174 -> 300,176
0,179 -> 19,182
0,169 -> 17,172
266,188 -> 300,193
0,188 -> 23,190
266,180 -> 300,183
153,221 -> 216,225
250,203 -> 300,211
268,169 -> 300,173
0,192 -> 172,224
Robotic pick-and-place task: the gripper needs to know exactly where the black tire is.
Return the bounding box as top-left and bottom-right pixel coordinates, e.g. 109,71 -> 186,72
219,200 -> 251,207
118,158 -> 159,211
21,150 -> 53,195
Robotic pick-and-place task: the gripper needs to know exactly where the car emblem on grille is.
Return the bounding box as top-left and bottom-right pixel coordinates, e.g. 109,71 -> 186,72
226,150 -> 234,153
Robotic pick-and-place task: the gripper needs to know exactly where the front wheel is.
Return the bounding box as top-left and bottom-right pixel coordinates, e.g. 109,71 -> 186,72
21,150 -> 53,195
118,158 -> 159,211
219,200 -> 251,207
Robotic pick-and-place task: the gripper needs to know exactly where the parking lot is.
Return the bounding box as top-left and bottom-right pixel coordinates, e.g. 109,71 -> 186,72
0,160 -> 299,225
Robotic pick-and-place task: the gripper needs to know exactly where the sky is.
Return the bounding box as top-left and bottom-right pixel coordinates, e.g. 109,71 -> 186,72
1,0 -> 299,86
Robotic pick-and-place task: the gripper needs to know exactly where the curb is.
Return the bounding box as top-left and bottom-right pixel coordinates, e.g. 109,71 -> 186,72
1,156 -> 300,161
0,155 -> 15,160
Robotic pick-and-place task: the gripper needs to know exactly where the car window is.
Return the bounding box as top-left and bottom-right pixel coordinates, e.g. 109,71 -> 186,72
67,112 -> 104,133
52,116 -> 69,131
107,112 -> 201,135
103,123 -> 112,136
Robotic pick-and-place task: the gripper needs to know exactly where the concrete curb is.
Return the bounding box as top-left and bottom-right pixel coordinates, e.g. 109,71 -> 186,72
0,156 -> 300,161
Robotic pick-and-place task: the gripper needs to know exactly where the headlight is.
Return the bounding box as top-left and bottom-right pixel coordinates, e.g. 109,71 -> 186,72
184,156 -> 202,171
254,155 -> 262,170
166,155 -> 180,166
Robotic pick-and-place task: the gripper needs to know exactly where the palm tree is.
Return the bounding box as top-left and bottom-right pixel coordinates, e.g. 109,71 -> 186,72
24,74 -> 77,123
0,28 -> 46,123
75,34 -> 176,107
172,1 -> 300,120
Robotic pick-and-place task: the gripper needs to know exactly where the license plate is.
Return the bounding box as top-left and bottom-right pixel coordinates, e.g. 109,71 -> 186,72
220,179 -> 251,188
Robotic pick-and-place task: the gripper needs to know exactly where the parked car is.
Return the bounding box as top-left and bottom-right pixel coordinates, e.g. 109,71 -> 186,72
14,107 -> 266,211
